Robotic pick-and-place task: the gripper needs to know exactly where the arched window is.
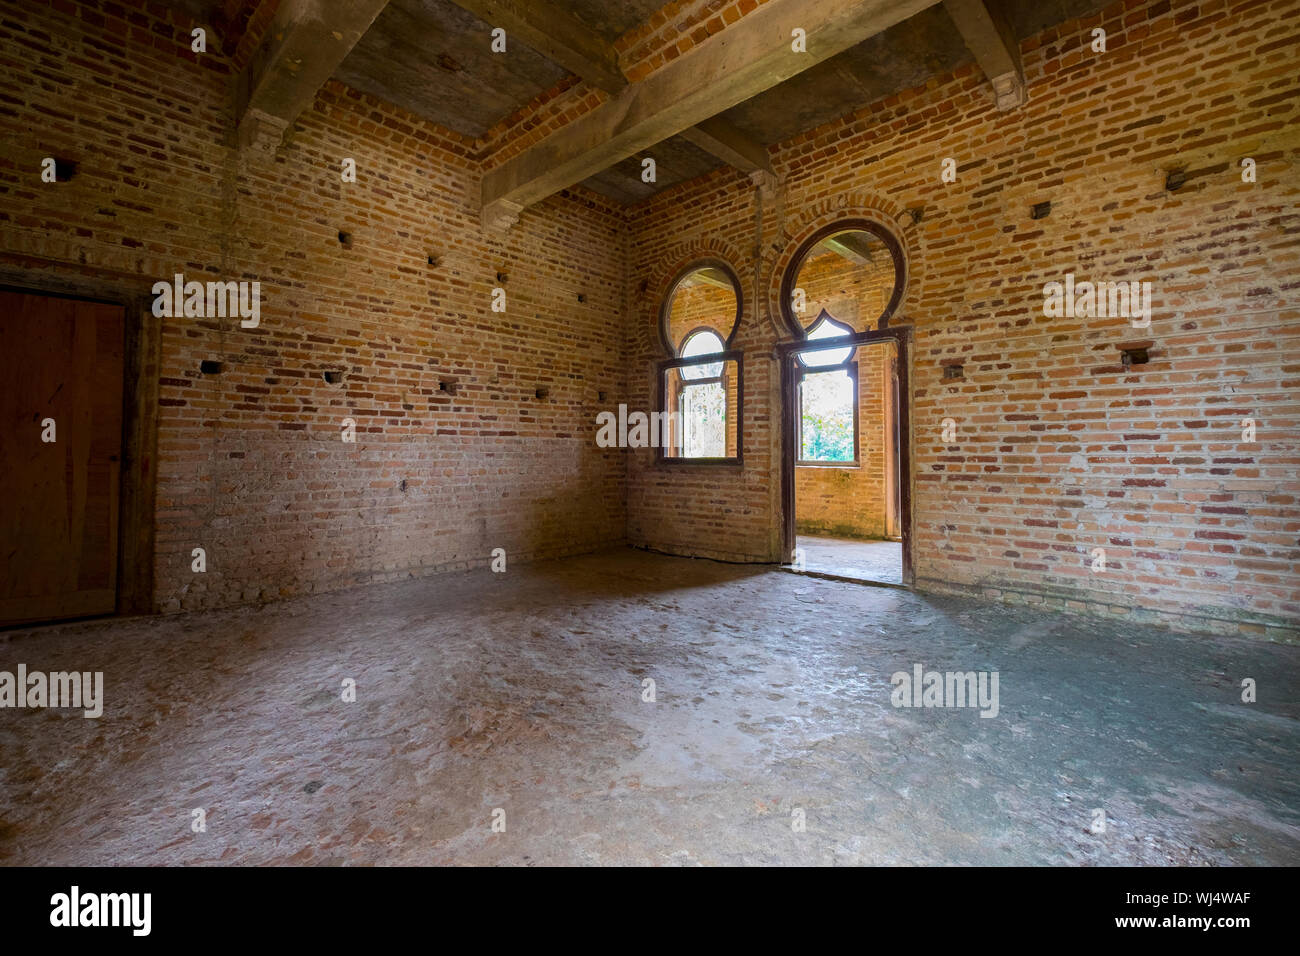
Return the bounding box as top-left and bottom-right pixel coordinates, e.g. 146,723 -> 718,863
659,261 -> 742,355
780,221 -> 904,338
780,221 -> 904,466
797,312 -> 855,367
680,328 -> 725,378
657,263 -> 743,462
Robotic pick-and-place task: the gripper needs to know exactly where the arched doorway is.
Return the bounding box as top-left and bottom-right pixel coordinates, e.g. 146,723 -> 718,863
776,220 -> 911,586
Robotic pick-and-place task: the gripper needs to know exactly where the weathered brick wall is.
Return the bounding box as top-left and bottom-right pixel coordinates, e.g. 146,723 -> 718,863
3,0 -> 1296,637
0,0 -> 629,612
795,340 -> 895,539
627,225 -> 780,561
627,0 -> 1300,638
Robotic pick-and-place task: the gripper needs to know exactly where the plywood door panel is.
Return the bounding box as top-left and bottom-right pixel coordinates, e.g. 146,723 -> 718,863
0,291 -> 124,625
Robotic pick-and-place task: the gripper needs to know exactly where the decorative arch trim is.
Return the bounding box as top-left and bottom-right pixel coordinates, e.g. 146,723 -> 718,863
643,236 -> 749,357
655,256 -> 744,357
765,194 -> 917,342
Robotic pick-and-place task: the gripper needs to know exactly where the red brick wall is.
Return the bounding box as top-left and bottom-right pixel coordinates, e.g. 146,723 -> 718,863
627,0 -> 1300,639
627,228 -> 778,561
3,0 -> 1296,638
0,0 -> 628,612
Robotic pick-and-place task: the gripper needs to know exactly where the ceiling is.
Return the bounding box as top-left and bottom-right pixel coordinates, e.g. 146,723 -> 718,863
215,0 -> 1115,204
562,0 -> 668,39
999,0 -> 1114,38
335,0 -> 571,139
718,4 -> 973,148
170,0 -> 225,21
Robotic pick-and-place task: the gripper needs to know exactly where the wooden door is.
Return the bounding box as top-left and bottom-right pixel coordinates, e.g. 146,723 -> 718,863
0,291 -> 124,625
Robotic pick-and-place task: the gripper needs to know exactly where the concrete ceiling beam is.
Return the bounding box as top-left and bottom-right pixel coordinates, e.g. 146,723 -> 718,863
451,1 -> 772,183
236,0 -> 391,153
822,234 -> 877,264
942,0 -> 1025,111
482,0 -> 940,219
687,267 -> 738,291
680,116 -> 775,176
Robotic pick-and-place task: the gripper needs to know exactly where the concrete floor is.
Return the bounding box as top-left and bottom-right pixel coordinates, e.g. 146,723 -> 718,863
1,547 -> 1297,866
796,534 -> 903,584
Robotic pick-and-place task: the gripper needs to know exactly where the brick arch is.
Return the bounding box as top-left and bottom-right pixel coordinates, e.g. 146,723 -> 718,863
763,193 -> 919,342
636,237 -> 751,358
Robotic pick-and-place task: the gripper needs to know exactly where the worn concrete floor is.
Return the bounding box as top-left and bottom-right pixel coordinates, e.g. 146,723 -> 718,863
797,535 -> 903,585
1,547 -> 1297,866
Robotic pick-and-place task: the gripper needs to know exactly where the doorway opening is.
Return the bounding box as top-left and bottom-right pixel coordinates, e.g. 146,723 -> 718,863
783,333 -> 907,586
791,334 -> 902,583
775,218 -> 912,587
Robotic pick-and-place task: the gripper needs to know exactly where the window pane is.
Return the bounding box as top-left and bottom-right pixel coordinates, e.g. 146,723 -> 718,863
662,359 -> 739,459
680,329 -> 724,379
800,369 -> 854,462
797,312 -> 854,367
681,381 -> 725,457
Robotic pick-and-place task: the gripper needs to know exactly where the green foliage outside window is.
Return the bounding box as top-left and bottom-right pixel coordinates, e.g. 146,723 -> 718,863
800,369 -> 854,462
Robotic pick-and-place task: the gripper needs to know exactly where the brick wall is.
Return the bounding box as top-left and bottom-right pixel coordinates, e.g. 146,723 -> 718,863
0,0 -> 629,612
2,0 -> 1296,637
627,225 -> 779,561
626,0 -> 1300,639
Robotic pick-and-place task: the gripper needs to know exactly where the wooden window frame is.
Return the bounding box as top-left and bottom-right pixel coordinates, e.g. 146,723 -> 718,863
655,349 -> 744,466
795,357 -> 860,467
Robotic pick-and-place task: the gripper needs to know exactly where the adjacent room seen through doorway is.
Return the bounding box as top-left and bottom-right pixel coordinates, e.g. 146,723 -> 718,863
793,336 -> 903,584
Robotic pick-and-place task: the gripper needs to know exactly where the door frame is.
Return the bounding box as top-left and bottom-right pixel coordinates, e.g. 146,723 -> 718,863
778,324 -> 913,585
0,272 -> 161,619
